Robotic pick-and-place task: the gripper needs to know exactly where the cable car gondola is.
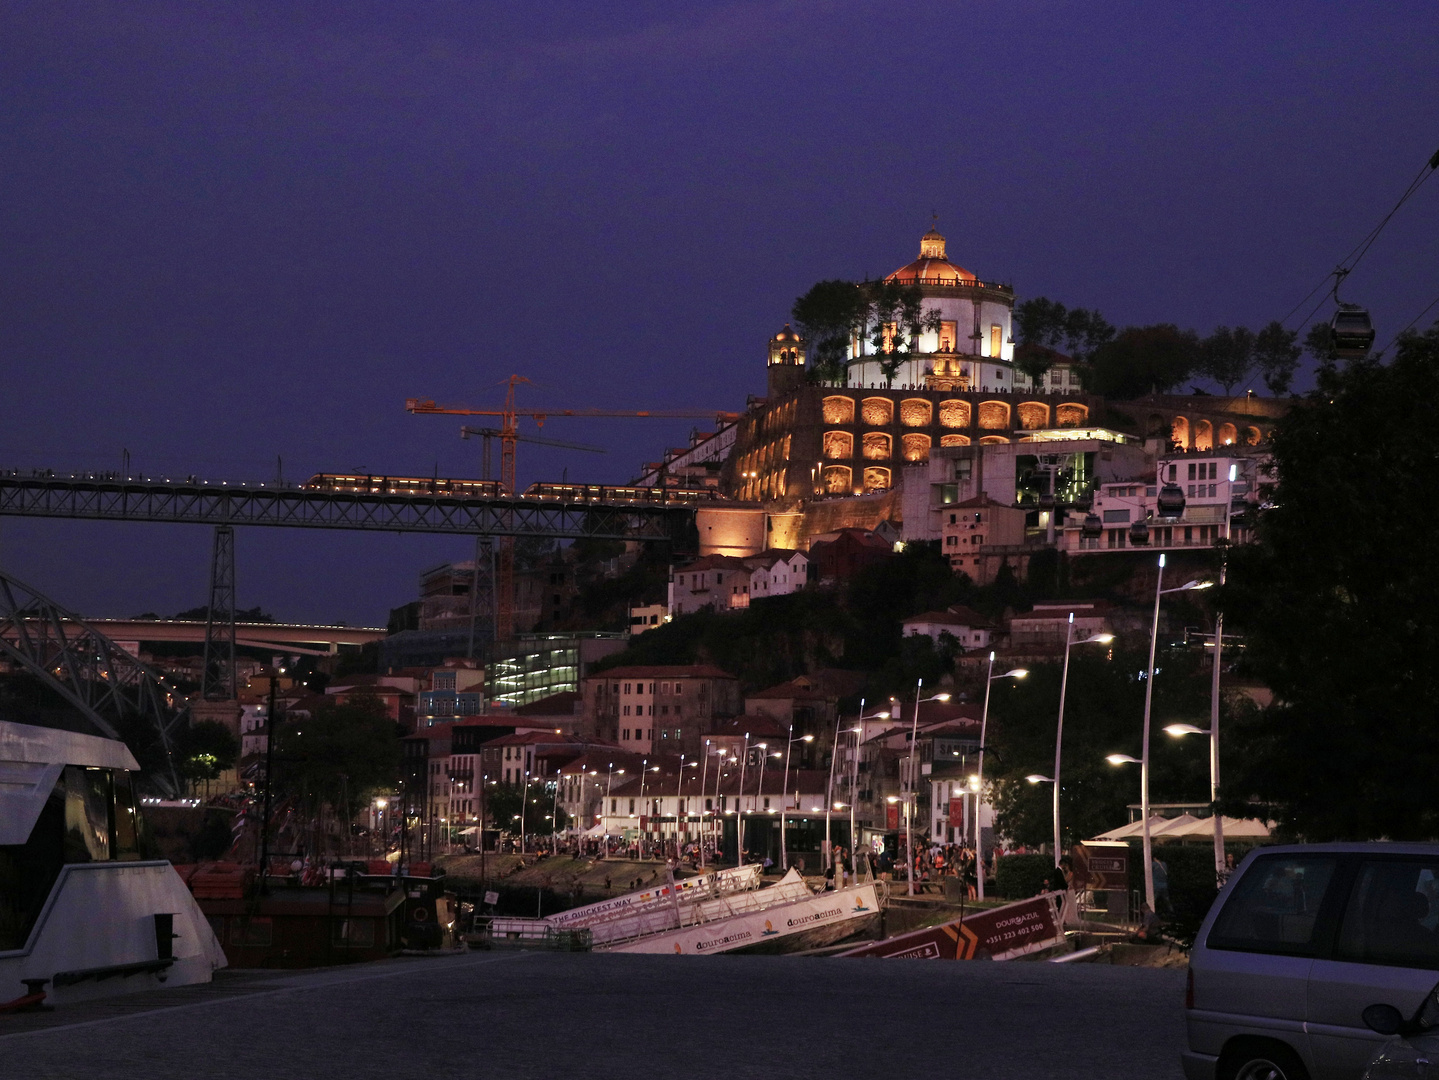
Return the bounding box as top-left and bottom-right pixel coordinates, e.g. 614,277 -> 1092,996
1081,513 -> 1103,540
1330,304 -> 1375,361
1157,483 -> 1186,519
1129,518 -> 1150,546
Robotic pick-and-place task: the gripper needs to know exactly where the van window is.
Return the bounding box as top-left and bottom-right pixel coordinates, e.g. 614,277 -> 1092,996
1335,859 -> 1439,970
1208,855 -> 1339,955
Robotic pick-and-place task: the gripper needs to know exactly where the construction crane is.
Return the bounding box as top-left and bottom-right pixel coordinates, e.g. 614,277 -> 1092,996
406,375 -> 738,641
460,426 -> 604,483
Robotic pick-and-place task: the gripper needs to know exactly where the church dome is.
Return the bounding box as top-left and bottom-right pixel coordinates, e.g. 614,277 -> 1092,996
886,228 -> 976,285
772,323 -> 802,342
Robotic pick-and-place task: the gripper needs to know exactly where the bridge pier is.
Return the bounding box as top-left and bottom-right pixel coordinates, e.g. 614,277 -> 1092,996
201,525 -> 237,701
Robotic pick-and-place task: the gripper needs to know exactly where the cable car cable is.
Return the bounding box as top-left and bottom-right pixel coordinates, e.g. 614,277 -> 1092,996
1376,291 -> 1439,357
1278,146 -> 1439,329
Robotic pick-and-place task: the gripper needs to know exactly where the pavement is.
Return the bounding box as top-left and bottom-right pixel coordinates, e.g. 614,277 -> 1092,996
1,951 -> 1187,1079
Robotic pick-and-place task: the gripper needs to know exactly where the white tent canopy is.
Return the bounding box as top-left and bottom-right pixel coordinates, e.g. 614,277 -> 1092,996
1091,814 -> 1199,841
1090,814 -> 1272,843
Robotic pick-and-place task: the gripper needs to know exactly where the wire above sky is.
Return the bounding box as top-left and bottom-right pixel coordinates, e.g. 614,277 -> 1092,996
1279,145 -> 1439,330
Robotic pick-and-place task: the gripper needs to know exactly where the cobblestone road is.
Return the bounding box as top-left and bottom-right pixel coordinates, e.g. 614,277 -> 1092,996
1,951 -> 1187,1079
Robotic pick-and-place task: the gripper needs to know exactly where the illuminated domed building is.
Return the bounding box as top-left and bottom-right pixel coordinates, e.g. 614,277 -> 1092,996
725,228 -> 1096,515
844,227 -> 1018,393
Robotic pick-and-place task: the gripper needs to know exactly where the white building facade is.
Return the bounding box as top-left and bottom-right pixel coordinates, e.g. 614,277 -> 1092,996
843,228 -> 1016,393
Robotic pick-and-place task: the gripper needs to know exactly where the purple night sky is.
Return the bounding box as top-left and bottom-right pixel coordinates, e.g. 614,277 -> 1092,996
1,2 -> 1435,626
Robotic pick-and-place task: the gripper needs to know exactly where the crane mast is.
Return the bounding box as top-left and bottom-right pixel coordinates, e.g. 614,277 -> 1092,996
406,379 -> 733,643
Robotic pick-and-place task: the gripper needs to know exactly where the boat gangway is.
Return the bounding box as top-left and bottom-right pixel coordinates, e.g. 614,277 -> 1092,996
544,863 -> 762,931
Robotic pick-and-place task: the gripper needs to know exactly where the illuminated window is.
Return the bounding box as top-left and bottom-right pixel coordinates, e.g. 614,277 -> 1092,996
939,321 -> 957,351
990,325 -> 1003,356
882,323 -> 897,353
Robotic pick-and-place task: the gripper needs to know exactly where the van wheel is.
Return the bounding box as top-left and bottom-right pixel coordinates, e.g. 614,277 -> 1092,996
1220,1042 -> 1309,1080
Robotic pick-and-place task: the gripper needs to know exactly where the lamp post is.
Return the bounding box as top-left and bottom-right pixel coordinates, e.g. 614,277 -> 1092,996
736,734 -> 749,868
755,744 -> 776,864
1120,553 -> 1211,915
523,770 -> 535,857
602,763 -> 623,848
698,741 -> 710,868
673,756 -> 697,858
904,679 -> 952,897
780,727 -> 814,870
1050,615 -> 1115,865
975,653 -> 1028,900
710,747 -> 729,865
638,760 -> 658,859
1203,462 -> 1239,880
826,702 -> 888,871
1165,722 -> 1224,880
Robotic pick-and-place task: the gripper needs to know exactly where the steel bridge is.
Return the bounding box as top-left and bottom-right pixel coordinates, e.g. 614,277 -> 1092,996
0,469 -> 700,703
0,472 -> 693,539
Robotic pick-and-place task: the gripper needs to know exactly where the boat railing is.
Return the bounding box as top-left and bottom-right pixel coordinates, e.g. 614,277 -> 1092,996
591,875 -> 814,949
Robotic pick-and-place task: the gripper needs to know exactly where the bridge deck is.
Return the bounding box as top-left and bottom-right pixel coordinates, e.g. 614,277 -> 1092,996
0,474 -> 696,539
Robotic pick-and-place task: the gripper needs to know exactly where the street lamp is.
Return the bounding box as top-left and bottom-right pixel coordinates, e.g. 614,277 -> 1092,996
1131,553 -> 1212,914
828,702 -> 887,871
780,727 -> 815,870
698,740 -> 711,868
737,734 -> 750,868
975,653 -> 1027,900
1164,723 -> 1224,877
674,756 -> 698,859
904,678 -> 951,897
637,760 -> 659,859
1050,614 -> 1115,866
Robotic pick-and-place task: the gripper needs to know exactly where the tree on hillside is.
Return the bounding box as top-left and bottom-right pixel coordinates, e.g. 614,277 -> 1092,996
1221,324 -> 1439,839
274,690 -> 401,811
174,719 -> 239,783
1013,298 -> 1114,383
792,279 -> 866,385
863,279 -> 940,387
1254,321 -> 1302,395
1199,325 -> 1256,393
1087,324 -> 1201,398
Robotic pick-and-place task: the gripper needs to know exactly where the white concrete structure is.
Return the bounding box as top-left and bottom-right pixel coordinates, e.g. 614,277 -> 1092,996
843,228 -> 1015,392
1062,449 -> 1266,553
0,720 -> 226,1003
902,606 -> 995,651
739,550 -> 809,607
668,555 -> 750,615
629,603 -> 667,635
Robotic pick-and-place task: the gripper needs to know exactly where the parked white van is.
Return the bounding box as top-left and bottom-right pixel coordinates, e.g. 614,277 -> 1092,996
1185,844 -> 1439,1080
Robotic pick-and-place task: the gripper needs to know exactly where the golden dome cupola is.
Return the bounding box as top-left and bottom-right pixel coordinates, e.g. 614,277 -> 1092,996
887,226 -> 977,286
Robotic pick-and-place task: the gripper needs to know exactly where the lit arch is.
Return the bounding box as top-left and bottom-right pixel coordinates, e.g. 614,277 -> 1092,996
939,400 -> 971,428
900,398 -> 932,427
862,432 -> 892,460
1056,403 -> 1089,427
1217,422 -> 1237,446
1195,419 -> 1213,451
822,396 -> 855,424
822,465 -> 852,494
977,401 -> 1010,430
823,431 -> 853,460
902,434 -> 932,462
861,397 -> 894,425
862,467 -> 891,492
1017,402 -> 1050,430
1171,416 -> 1190,450
939,434 -> 970,447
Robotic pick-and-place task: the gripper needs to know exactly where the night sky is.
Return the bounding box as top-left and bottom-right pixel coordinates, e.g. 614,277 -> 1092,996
1,2 -> 1435,627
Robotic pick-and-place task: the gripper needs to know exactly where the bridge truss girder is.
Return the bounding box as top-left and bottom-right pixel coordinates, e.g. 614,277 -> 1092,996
0,569 -> 186,796
0,476 -> 690,540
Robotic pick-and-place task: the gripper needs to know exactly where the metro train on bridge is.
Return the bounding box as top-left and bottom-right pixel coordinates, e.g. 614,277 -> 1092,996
302,473 -> 725,504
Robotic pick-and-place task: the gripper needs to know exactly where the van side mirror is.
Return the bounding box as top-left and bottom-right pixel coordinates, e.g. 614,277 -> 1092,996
1363,1003 -> 1406,1036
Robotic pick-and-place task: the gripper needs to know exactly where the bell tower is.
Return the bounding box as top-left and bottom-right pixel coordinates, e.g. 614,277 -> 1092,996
767,323 -> 806,398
